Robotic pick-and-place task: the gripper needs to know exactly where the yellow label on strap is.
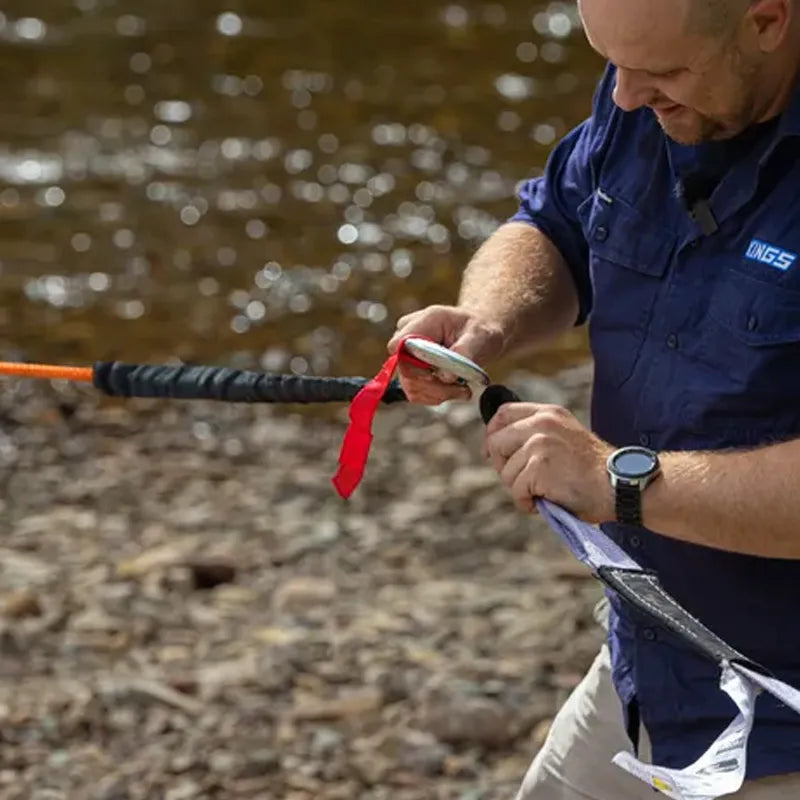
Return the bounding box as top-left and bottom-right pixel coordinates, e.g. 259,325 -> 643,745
652,776 -> 674,793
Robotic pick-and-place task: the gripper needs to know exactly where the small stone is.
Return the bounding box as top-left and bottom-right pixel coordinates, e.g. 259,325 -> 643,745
2,588 -> 42,619
310,727 -> 344,757
208,749 -> 238,774
237,748 -> 280,778
290,687 -> 383,721
169,753 -> 194,774
378,729 -> 450,776
273,577 -> 337,613
420,694 -> 519,748
117,539 -> 193,578
47,750 -> 70,767
449,465 -> 499,493
350,752 -> 393,785
164,779 -> 201,800
442,401 -> 482,429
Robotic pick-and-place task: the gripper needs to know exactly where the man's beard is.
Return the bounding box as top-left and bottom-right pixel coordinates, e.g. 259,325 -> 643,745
655,108 -> 729,145
654,87 -> 758,145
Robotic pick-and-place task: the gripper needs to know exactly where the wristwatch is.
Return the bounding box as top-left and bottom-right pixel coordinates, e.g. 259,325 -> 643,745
606,446 -> 661,526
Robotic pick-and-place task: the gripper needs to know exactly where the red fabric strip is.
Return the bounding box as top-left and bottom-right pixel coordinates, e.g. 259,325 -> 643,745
332,337 -> 431,498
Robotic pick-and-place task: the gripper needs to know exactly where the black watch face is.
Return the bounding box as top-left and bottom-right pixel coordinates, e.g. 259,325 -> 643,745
612,449 -> 657,479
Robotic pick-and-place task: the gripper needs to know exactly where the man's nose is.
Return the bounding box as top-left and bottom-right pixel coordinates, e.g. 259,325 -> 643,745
612,68 -> 652,112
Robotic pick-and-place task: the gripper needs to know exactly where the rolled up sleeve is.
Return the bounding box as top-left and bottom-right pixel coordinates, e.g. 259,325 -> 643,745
510,66 -> 616,325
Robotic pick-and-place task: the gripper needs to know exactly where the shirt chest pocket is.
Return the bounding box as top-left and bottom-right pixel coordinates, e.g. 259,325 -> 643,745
699,271 -> 800,397
578,191 -> 676,389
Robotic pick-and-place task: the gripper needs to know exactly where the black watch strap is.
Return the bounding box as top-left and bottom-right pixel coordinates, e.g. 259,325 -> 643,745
615,481 -> 642,526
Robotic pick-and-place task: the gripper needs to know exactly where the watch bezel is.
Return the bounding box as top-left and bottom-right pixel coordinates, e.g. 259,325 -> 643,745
606,446 -> 660,488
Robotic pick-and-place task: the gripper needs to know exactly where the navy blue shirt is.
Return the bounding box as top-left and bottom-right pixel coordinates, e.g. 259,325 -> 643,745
512,63 -> 800,778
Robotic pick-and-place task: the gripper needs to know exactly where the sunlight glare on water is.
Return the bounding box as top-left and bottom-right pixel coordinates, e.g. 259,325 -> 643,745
0,0 -> 600,376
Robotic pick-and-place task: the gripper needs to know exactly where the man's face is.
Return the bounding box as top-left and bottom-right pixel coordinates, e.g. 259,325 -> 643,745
578,0 -> 761,144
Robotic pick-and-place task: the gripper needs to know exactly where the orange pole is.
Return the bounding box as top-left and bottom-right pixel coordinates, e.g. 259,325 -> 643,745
0,362 -> 94,382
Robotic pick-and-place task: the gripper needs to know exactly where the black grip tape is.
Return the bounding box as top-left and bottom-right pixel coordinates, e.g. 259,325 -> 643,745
92,361 -> 407,405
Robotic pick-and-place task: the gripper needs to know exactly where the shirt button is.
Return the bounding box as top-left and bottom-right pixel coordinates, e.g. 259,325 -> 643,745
594,225 -> 609,242
639,434 -> 650,446
642,627 -> 658,641
666,333 -> 678,349
747,315 -> 758,331
630,535 -> 642,548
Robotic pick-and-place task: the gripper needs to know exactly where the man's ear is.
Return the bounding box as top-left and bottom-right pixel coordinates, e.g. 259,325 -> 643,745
745,0 -> 791,52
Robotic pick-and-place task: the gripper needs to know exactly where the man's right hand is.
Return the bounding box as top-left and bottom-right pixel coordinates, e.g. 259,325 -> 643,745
387,305 -> 505,405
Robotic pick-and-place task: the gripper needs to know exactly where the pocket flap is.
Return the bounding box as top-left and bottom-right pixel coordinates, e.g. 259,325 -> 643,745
579,190 -> 675,278
709,271 -> 800,346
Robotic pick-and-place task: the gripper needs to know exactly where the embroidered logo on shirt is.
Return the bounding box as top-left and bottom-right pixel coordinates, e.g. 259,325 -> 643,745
745,238 -> 798,271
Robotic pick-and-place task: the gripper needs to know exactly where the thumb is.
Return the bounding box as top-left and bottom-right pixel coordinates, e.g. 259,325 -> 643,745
448,323 -> 501,366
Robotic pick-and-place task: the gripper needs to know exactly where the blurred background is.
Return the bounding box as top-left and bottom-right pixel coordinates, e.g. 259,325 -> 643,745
0,4 -> 607,800
0,0 -> 601,378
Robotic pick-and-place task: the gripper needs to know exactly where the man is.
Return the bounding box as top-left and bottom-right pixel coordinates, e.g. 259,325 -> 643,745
387,0 -> 800,797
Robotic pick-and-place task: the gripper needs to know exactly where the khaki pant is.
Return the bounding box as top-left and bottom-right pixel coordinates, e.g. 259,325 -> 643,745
514,644 -> 800,799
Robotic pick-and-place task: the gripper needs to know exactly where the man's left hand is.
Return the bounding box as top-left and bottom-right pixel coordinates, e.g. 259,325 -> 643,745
483,402 -> 615,523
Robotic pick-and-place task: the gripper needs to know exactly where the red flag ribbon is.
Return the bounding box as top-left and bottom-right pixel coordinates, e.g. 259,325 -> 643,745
332,337 -> 432,498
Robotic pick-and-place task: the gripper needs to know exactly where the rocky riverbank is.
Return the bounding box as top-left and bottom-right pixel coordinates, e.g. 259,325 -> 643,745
0,363 -> 604,800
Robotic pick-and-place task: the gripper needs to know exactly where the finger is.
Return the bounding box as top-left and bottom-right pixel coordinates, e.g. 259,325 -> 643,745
388,307 -> 454,354
404,382 -> 470,405
486,416 -> 544,463
387,326 -> 414,354
510,465 -> 537,514
448,324 -> 498,365
499,443 -> 532,494
397,368 -> 470,405
397,361 -> 434,380
486,403 -> 546,436
485,438 -> 507,476
397,361 -> 470,395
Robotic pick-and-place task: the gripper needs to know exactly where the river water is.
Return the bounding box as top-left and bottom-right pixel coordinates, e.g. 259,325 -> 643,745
0,0 -> 603,380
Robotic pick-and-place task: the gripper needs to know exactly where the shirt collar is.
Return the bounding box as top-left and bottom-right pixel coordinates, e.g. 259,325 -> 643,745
773,70 -> 800,139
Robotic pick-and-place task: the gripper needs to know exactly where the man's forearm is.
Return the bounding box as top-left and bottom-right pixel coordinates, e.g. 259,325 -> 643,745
642,438 -> 800,558
458,222 -> 580,359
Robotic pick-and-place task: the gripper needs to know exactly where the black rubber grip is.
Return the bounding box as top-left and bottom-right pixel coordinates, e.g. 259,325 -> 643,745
479,384 -> 521,424
92,362 -> 407,405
